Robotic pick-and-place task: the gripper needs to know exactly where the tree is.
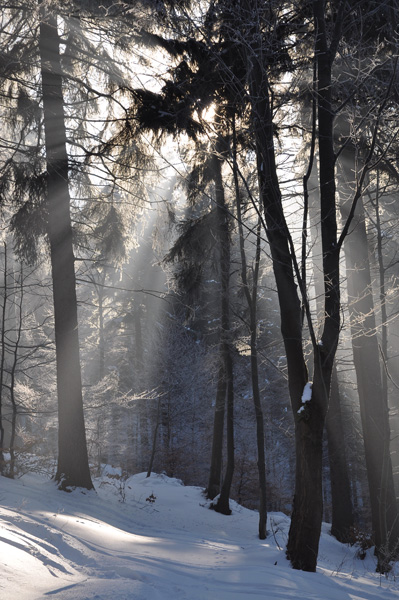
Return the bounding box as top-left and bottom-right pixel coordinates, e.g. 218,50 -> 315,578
340,148 -> 399,567
333,0 -> 399,563
307,162 -> 354,542
0,242 -> 9,471
235,0 -> 354,570
0,0 -> 160,487
38,5 -> 93,489
235,187 -> 267,538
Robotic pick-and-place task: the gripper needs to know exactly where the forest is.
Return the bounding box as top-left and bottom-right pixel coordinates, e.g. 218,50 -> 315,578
1,0 -> 399,578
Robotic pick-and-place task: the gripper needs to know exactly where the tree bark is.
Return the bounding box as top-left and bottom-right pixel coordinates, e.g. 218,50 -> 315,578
233,122 -> 267,537
0,242 -> 7,472
239,0 -> 342,570
98,281 -> 105,381
309,166 -> 354,542
340,152 -> 399,568
8,263 -> 24,478
39,7 -> 93,490
211,149 -> 235,514
207,361 -> 226,500
147,397 -> 161,478
326,365 -> 354,541
215,350 -> 234,514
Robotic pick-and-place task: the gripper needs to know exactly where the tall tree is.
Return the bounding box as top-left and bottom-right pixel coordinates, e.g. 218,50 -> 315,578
235,0 -> 353,570
308,163 -> 354,542
38,5 -> 93,489
234,164 -> 267,538
209,143 -> 235,516
0,242 -> 8,471
340,148 -> 399,568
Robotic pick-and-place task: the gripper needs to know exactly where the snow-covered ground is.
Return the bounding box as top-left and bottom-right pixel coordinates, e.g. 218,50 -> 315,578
1,468 -> 398,600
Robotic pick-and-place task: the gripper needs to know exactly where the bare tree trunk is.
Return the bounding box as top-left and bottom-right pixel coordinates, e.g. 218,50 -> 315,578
309,166 -> 354,542
0,242 -> 7,472
39,6 -> 93,490
326,365 -> 354,541
238,0 -> 343,571
233,120 -> 267,537
211,148 -> 235,515
248,230 -> 268,538
98,284 -> 105,381
207,361 -> 226,500
135,303 -> 144,373
340,152 -> 399,568
147,397 -> 161,478
215,350 -> 234,515
8,263 -> 24,478
287,1 -> 343,570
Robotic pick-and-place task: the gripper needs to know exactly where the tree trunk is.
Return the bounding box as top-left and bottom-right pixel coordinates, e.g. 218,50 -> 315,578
287,395 -> 325,570
374,173 -> 389,412
233,123 -> 267,537
98,283 -> 105,381
240,0 -> 342,571
243,2 -> 318,570
248,225 -> 267,539
0,242 -> 7,472
147,396 -> 161,478
340,152 -> 399,567
326,365 -> 354,541
215,350 -> 234,515
210,148 -> 235,514
135,303 -> 144,373
309,166 -> 354,542
207,362 -> 226,500
288,1 -> 343,570
8,263 -> 24,479
39,7 -> 93,490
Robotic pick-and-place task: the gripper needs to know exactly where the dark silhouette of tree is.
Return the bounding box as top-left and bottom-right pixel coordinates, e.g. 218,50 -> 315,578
307,162 -> 354,543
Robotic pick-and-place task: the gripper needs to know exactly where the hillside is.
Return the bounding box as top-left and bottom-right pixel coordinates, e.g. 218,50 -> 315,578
0,469 -> 398,599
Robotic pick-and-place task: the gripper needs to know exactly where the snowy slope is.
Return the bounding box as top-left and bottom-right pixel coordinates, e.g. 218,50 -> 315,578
0,469 -> 398,600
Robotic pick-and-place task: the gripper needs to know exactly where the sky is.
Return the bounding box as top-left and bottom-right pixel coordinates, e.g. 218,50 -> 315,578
1,467 -> 399,600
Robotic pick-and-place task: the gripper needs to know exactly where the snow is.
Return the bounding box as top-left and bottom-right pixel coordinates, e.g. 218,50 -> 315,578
301,382 -> 313,403
1,469 -> 399,600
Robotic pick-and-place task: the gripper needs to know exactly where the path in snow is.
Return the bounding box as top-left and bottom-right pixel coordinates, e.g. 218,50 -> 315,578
1,470 -> 398,599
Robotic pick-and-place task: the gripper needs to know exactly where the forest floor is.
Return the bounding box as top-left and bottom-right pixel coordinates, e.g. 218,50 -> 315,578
0,467 -> 398,599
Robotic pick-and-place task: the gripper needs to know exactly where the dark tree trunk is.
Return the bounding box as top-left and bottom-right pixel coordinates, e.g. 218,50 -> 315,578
8,263 -> 24,479
309,167 -> 354,542
288,401 -> 325,570
248,227 -> 267,539
247,28 -> 329,572
250,327 -> 267,538
243,2 -> 316,569
98,285 -> 105,381
39,7 -> 93,490
135,303 -> 144,373
233,123 -> 267,537
239,0 -> 342,571
0,242 -> 7,471
326,365 -> 354,541
215,350 -> 234,515
207,362 -> 226,500
147,396 -> 161,478
287,1 -> 343,570
211,149 -> 235,514
340,154 -> 399,567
